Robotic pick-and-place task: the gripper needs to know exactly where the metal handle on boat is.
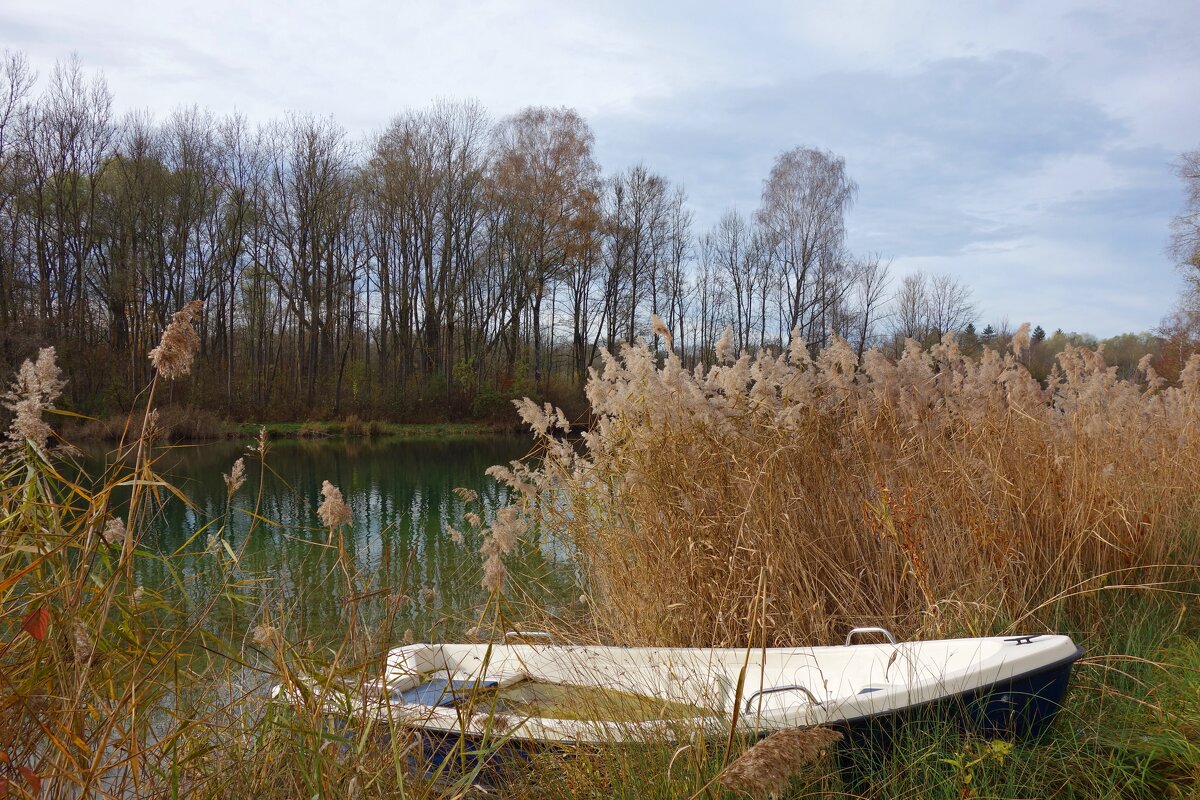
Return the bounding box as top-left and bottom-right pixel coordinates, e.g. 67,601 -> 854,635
503,630 -> 554,644
744,684 -> 823,713
844,627 -> 898,646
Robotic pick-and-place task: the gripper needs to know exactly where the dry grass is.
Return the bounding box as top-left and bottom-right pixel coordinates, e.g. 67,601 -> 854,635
4,313 -> 1199,799
0,307 -> 475,799
499,326 -> 1200,646
64,404 -> 230,442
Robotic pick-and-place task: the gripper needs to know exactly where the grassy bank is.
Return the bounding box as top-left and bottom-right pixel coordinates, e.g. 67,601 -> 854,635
4,318 -> 1200,798
231,419 -> 516,440
505,597 -> 1200,799
60,406 -> 518,443
484,323 -> 1200,796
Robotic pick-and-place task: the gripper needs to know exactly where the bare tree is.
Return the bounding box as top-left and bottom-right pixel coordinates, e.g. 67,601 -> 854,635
928,273 -> 977,337
893,272 -> 929,342
849,254 -> 891,358
892,270 -> 976,344
755,147 -> 857,346
695,233 -> 732,366
24,55 -> 115,348
1171,149 -> 1200,273
661,186 -> 693,355
261,113 -> 358,407
489,107 -> 600,389
0,51 -> 35,361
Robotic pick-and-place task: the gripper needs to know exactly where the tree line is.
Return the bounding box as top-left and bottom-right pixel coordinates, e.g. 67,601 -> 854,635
8,51 -> 1181,424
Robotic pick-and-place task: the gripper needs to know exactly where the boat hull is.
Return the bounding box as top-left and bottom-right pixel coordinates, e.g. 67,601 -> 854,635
276,633 -> 1084,780
399,642 -> 1083,778
836,644 -> 1083,748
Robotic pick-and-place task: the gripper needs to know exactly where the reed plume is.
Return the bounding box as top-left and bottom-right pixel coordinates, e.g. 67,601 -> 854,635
224,456 -> 247,498
497,324 -> 1200,646
317,480 -> 352,529
149,300 -> 203,380
3,346 -> 64,449
480,505 -> 525,593
651,313 -> 673,348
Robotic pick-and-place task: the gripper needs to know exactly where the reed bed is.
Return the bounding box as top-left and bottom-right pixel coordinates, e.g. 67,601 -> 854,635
0,315 -> 488,798
2,309 -> 1198,799
489,322 -> 1200,797
500,322 -> 1200,646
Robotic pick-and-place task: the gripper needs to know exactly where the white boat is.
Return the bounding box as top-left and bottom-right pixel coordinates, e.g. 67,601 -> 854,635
279,628 -> 1081,758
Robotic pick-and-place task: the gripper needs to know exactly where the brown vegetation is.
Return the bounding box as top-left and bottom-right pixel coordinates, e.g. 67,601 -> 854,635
500,326 -> 1200,646
62,404 -> 230,442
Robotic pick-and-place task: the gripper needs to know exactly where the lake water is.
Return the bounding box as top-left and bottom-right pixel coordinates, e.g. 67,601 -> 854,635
93,435 -> 576,645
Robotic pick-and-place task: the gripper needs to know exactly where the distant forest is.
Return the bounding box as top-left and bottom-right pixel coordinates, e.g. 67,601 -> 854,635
0,52 -> 1193,424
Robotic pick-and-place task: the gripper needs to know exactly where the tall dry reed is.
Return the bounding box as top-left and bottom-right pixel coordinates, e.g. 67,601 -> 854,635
0,305 -> 472,799
498,326 -> 1200,646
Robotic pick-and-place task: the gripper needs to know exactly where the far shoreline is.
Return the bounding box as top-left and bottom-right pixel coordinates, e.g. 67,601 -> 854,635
60,414 -> 526,444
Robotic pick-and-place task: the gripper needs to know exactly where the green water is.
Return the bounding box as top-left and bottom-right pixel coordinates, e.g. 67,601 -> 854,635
94,436 -> 575,645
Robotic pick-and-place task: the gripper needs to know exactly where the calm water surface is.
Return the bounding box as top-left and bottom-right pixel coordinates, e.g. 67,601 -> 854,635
92,436 -> 576,645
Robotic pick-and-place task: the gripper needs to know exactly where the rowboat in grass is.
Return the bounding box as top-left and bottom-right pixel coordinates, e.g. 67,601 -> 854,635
276,628 -> 1082,767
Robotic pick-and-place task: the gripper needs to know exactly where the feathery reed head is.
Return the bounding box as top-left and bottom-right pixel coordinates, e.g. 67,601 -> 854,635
651,313 -> 673,348
4,346 -> 65,450
100,516 -> 126,547
251,622 -> 283,651
715,324 -> 734,364
224,457 -> 246,498
149,300 -> 203,380
480,505 -> 524,593
317,480 -> 352,529
252,425 -> 268,458
1011,321 -> 1032,358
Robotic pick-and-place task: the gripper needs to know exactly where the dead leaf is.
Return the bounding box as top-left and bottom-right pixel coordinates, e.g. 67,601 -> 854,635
22,607 -> 49,642
17,767 -> 39,796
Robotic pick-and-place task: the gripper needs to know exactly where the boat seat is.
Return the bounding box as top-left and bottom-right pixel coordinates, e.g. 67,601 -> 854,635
450,669 -> 527,689
397,666 -> 533,705
397,677 -> 498,707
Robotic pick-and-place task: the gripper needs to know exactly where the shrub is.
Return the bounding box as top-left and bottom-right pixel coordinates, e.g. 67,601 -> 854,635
298,420 -> 326,438
63,405 -> 228,442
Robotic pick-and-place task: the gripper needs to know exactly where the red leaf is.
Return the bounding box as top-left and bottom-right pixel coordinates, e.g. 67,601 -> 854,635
17,767 -> 39,796
0,774 -> 8,798
22,607 -> 49,642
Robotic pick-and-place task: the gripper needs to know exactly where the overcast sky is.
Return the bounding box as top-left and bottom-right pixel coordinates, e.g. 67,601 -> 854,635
5,0 -> 1197,336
